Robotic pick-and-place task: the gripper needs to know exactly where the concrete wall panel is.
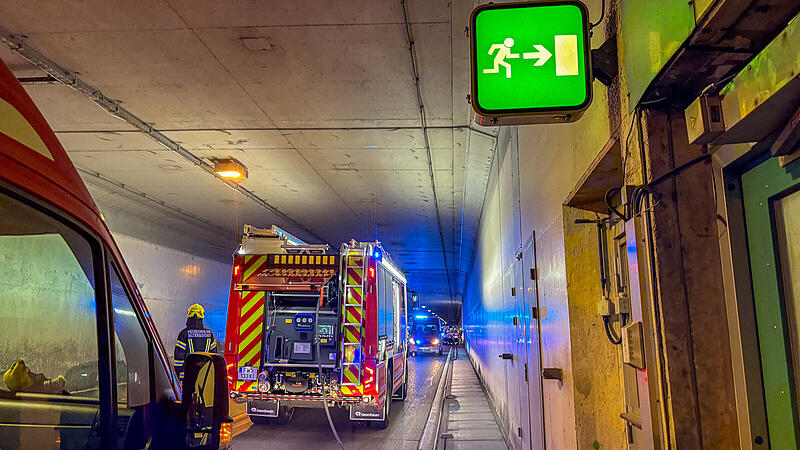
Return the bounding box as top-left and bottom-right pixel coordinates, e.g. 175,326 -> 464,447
112,233 -> 232,347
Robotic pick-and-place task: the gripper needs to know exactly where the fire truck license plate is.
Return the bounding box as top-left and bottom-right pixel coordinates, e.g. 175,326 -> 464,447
238,366 -> 257,381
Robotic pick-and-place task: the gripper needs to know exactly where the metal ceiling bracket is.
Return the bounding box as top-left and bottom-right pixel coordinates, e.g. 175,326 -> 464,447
592,36 -> 618,87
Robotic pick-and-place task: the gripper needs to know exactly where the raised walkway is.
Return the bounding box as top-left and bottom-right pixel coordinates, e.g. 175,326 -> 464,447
436,350 -> 508,449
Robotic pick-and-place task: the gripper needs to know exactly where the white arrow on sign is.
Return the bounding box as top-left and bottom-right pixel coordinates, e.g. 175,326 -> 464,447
522,45 -> 552,66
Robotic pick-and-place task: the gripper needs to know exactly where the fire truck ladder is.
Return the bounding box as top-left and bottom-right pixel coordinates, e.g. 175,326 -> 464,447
340,244 -> 366,388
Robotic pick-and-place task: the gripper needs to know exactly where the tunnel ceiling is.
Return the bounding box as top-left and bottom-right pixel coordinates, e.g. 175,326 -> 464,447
0,0 -> 496,322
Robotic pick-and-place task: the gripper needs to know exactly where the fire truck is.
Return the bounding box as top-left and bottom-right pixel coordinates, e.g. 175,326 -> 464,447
224,225 -> 409,427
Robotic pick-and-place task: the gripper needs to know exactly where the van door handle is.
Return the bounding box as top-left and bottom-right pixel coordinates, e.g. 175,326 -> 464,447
499,353 -> 513,360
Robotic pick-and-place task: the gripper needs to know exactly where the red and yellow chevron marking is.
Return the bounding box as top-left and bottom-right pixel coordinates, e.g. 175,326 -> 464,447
236,381 -> 257,392
345,286 -> 362,305
343,324 -> 361,345
242,254 -> 269,282
346,267 -> 363,286
237,290 -> 264,374
342,364 -> 360,385
344,305 -> 362,324
340,385 -> 363,396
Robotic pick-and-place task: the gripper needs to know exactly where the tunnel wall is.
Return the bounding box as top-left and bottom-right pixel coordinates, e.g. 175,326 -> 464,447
90,192 -> 235,350
111,233 -> 232,346
462,9 -> 626,446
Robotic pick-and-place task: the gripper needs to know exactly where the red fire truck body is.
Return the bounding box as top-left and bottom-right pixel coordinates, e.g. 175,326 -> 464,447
224,226 -> 408,425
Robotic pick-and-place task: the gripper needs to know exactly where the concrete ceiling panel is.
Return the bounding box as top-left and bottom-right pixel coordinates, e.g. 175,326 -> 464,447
194,24 -> 420,125
71,151 -> 212,189
412,23 -> 453,123
450,0 -> 473,126
17,29 -> 275,129
103,84 -> 275,129
0,46 -> 44,77
427,128 -> 453,149
167,0 -> 449,28
284,129 -> 423,149
298,148 -> 428,171
21,84 -> 137,132
0,0 -> 184,34
26,30 -> 228,87
165,129 -> 292,150
58,131 -> 166,152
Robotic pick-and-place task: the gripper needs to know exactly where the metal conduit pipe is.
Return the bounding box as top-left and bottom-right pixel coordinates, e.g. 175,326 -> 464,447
401,0 -> 455,311
0,26 -> 328,245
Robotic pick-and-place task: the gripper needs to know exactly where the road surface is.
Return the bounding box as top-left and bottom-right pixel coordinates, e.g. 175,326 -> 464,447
231,352 -> 448,449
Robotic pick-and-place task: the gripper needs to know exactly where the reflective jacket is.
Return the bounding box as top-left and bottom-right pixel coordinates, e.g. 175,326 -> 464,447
174,317 -> 217,381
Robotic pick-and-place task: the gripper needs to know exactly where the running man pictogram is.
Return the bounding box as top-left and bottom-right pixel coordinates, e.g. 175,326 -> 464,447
483,38 -> 520,78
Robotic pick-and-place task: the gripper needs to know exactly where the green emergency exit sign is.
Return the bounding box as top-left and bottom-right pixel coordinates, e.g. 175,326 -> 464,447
470,1 -> 593,124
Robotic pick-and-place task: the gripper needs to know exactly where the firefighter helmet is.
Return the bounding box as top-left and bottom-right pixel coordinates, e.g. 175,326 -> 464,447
187,303 -> 205,319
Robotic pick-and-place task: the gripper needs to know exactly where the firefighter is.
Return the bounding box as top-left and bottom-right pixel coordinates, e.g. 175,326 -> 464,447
174,303 -> 217,381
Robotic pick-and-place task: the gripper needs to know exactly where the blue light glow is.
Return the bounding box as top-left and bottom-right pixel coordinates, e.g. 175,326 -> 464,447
415,314 -> 429,319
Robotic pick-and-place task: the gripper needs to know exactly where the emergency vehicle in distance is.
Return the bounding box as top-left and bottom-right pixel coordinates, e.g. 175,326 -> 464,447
224,225 -> 409,427
0,56 -> 230,448
409,313 -> 444,356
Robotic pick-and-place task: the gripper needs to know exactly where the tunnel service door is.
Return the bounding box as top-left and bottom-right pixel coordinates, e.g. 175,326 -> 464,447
522,233 -> 546,449
741,155 -> 800,448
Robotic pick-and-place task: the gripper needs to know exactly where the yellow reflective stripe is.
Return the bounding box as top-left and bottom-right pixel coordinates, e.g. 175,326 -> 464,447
240,291 -> 264,316
0,97 -> 53,161
188,339 -> 194,353
205,339 -> 210,352
175,340 -> 186,350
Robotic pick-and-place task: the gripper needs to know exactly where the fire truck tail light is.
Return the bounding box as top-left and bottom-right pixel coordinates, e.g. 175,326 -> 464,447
219,422 -> 232,444
369,267 -> 375,278
364,366 -> 375,385
233,265 -> 241,276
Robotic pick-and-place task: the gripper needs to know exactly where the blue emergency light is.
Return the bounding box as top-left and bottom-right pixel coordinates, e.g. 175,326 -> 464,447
373,248 -> 382,261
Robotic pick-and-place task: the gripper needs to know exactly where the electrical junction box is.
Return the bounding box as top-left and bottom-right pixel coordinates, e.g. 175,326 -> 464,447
597,296 -> 614,317
685,94 -> 725,144
618,294 -> 631,315
622,321 -> 645,370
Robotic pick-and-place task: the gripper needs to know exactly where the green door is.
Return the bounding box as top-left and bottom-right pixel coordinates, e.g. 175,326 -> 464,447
741,155 -> 800,448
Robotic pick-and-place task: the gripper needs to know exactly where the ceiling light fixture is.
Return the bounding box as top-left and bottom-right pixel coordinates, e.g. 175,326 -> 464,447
213,158 -> 248,181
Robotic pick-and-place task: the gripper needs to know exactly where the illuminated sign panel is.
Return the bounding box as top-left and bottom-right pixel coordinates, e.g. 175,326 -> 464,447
470,1 -> 592,124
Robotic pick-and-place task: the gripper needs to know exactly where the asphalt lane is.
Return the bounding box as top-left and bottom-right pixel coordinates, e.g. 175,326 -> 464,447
231,351 -> 447,449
